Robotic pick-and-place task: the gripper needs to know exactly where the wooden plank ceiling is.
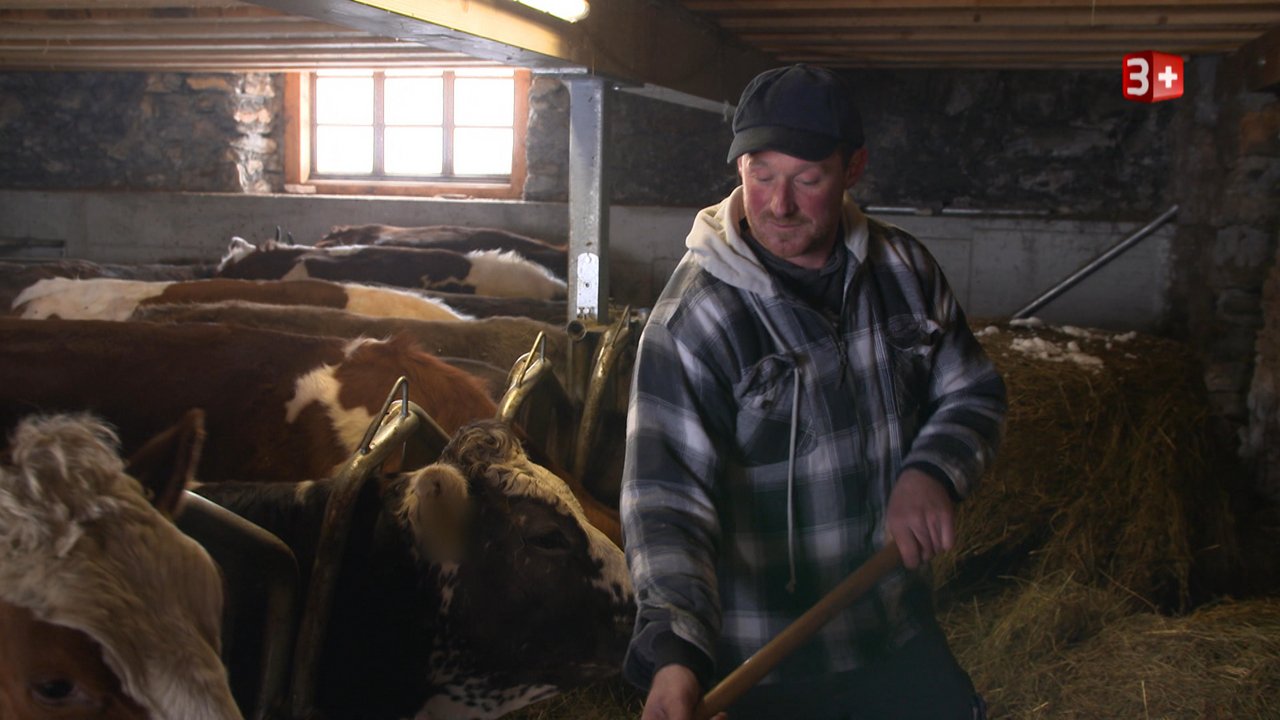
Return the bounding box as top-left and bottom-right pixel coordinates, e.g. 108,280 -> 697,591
0,1 -> 1276,76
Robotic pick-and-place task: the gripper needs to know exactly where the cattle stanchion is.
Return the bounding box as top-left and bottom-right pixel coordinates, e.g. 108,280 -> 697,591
177,492 -> 300,720
571,306 -> 633,482
497,332 -> 577,470
289,376 -> 451,719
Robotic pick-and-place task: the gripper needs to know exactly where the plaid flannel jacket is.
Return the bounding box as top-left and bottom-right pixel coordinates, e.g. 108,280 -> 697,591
621,188 -> 1006,689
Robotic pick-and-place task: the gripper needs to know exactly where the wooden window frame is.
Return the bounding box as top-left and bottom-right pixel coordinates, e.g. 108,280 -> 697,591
284,69 -> 529,199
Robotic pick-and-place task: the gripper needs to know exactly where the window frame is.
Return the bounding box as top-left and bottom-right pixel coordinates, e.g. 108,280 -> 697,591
284,68 -> 529,199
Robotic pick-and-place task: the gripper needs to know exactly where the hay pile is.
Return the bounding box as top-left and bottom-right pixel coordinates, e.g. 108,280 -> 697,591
937,320 -> 1242,610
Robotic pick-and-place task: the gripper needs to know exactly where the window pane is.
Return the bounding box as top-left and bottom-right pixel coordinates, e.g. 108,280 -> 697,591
386,77 -> 443,125
454,77 -> 514,127
454,128 -> 512,175
315,126 -> 373,174
385,127 -> 443,175
316,76 -> 373,125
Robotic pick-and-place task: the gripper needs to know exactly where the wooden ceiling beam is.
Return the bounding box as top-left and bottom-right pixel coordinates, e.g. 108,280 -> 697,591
712,7 -> 1280,29
739,28 -> 1263,44
686,0 -> 1280,10
247,0 -> 776,105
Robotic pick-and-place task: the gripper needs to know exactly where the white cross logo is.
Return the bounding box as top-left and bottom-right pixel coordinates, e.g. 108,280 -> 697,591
1157,65 -> 1179,89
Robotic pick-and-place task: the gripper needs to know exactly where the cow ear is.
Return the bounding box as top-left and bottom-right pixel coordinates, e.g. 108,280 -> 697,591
402,464 -> 471,563
124,409 -> 206,516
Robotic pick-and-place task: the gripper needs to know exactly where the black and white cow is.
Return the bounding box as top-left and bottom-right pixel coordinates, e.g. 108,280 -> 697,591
317,224 -> 568,281
194,420 -> 633,720
217,238 -> 567,301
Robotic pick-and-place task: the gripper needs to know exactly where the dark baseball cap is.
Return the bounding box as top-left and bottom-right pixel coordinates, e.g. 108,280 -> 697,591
727,64 -> 864,163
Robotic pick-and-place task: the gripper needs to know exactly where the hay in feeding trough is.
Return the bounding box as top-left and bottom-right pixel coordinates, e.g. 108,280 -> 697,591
936,321 -> 1242,610
942,577 -> 1280,718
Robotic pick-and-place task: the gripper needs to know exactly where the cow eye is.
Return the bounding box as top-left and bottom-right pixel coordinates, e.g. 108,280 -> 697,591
525,527 -> 572,553
31,678 -> 86,705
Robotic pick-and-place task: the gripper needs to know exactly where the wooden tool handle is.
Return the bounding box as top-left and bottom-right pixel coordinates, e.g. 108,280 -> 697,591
694,542 -> 903,720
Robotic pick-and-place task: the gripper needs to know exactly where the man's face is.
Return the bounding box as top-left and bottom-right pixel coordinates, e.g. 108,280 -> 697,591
738,148 -> 865,270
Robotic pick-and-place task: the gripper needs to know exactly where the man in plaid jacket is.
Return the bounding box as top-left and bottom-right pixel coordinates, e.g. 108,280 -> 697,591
621,64 -> 1006,720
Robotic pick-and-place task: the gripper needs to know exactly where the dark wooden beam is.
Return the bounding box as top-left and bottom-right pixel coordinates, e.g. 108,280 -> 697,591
247,0 -> 775,105
1236,25 -> 1280,90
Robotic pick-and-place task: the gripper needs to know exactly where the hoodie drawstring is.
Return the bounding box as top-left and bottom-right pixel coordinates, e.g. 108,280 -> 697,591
784,362 -> 801,594
748,294 -> 803,595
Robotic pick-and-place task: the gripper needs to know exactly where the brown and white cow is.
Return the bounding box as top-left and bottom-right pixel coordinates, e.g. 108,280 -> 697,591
0,411 -> 240,720
0,259 -> 213,313
317,224 -> 568,281
9,276 -> 465,322
130,300 -> 569,381
218,237 -> 568,301
195,420 -> 632,719
0,318 -> 622,547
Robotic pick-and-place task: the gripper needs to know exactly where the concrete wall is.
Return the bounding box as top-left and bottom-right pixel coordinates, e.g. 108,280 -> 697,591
0,189 -> 1170,331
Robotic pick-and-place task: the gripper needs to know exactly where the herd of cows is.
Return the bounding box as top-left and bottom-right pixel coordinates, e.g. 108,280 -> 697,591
0,225 -> 639,719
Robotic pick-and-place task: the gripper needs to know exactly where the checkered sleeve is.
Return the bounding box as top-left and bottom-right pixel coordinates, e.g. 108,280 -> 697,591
620,316 -> 732,689
899,247 -> 1007,499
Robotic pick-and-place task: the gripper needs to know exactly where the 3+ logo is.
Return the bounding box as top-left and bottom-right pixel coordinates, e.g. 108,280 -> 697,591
1123,51 -> 1184,103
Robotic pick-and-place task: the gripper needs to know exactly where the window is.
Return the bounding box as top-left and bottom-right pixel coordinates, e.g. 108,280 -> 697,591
285,67 -> 529,198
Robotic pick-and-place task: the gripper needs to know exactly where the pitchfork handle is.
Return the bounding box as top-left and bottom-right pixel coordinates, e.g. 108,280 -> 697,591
694,542 -> 903,720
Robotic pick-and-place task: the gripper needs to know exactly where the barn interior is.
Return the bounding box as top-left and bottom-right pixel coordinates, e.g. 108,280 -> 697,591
1,1 -> 1279,719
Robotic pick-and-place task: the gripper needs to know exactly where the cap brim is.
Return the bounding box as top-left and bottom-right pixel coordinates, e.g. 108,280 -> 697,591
727,126 -> 840,163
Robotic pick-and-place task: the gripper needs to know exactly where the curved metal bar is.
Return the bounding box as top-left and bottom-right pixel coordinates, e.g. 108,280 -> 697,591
175,491 -> 299,720
572,306 -> 634,481
497,332 -> 554,426
289,378 -> 446,719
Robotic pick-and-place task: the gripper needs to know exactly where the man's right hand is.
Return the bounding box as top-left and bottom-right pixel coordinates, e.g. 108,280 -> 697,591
642,664 -> 727,720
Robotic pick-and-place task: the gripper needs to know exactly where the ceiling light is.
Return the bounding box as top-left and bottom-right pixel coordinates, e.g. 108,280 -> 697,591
514,0 -> 589,23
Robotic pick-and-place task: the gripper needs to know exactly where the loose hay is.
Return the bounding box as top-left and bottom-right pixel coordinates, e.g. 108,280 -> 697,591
944,582 -> 1280,719
938,322 -> 1242,610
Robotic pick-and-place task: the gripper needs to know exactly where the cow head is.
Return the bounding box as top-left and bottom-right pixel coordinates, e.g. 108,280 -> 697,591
216,237 -> 258,274
391,420 -> 634,718
0,412 -> 241,720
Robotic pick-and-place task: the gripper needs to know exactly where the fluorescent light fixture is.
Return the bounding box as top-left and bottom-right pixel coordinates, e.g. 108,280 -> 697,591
514,0 -> 589,22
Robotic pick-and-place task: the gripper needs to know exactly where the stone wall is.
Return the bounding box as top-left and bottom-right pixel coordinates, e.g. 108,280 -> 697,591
0,71 -> 282,193
524,76 -> 737,206
1168,56 -> 1280,463
1246,242 -> 1280,502
525,69 -> 1178,216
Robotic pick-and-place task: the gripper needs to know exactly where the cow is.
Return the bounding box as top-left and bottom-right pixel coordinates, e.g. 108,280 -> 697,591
217,238 -> 568,301
317,224 -> 568,281
419,289 -> 569,324
0,318 -> 622,547
194,420 -> 633,719
0,259 -> 213,312
130,300 -> 570,381
9,276 -> 466,322
0,411 -> 241,720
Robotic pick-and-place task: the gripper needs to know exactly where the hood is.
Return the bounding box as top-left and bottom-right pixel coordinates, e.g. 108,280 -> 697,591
684,186 -> 872,297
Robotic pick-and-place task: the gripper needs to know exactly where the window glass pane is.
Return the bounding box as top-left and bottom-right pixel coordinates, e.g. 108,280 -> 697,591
454,128 -> 512,175
315,126 -> 372,174
385,127 -> 443,175
386,77 -> 443,125
454,77 -> 514,127
316,76 -> 373,125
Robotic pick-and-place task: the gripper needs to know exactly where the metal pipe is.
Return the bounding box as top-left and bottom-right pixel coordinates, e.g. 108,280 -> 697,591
1011,205 -> 1179,320
175,491 -> 299,720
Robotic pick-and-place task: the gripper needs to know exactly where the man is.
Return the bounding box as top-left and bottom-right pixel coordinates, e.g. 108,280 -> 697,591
620,64 -> 1006,720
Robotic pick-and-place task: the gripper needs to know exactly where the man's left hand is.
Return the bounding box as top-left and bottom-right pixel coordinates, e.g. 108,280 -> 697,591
885,467 -> 956,569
